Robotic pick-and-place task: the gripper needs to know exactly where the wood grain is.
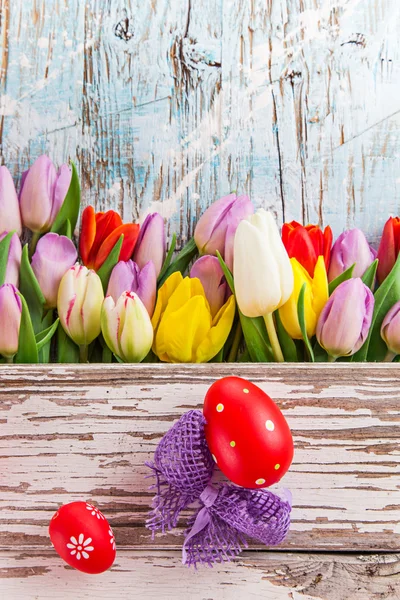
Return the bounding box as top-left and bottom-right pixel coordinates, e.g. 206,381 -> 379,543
1,550 -> 400,600
0,363 -> 399,556
1,1 -> 400,243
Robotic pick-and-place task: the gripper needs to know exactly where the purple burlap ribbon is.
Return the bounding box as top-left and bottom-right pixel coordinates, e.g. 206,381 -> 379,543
146,410 -> 292,567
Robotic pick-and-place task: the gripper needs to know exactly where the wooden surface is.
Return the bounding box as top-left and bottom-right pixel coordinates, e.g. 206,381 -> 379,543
0,363 -> 399,598
1,0 -> 400,243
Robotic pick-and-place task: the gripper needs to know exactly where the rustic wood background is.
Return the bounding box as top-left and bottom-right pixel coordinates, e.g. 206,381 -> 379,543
0,364 -> 399,598
1,0 -> 400,243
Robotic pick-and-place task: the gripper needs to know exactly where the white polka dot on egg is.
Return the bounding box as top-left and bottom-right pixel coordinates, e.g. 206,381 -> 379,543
216,403 -> 224,412
230,441 -> 236,447
255,478 -> 266,486
265,420 -> 275,431
275,464 -> 280,470
243,388 -> 249,394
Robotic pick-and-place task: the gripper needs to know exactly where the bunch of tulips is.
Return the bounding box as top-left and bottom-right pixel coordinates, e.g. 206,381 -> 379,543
1,155 -> 400,365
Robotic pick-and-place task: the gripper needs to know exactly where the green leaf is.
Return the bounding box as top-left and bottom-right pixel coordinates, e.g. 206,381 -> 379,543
313,340 -> 329,362
0,232 -> 14,285
19,244 -> 46,333
15,293 -> 39,364
274,310 -> 298,362
158,238 -> 198,286
362,259 -> 378,291
50,161 -> 81,237
59,219 -> 72,239
35,318 -> 59,352
97,234 -> 124,292
217,250 -> 235,293
237,348 -> 251,362
328,264 -> 355,295
353,253 -> 400,362
297,283 -> 315,362
210,347 -> 224,363
37,309 -> 55,363
157,233 -> 177,283
57,323 -> 80,363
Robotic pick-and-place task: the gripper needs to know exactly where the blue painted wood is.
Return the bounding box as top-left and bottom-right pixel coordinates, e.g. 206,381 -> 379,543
1,0 -> 400,245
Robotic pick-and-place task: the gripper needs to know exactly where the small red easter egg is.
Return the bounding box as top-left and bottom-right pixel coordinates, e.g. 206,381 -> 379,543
203,376 -> 294,488
49,501 -> 116,574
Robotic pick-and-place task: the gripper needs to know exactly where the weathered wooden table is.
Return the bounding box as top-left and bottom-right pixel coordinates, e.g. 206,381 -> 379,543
0,363 -> 399,599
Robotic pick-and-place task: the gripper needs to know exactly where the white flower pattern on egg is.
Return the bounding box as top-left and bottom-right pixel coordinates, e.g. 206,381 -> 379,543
109,528 -> 116,551
66,533 -> 94,560
86,503 -> 105,520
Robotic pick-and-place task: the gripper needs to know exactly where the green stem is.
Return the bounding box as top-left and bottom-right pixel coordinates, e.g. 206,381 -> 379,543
327,355 -> 336,363
29,232 -> 41,258
227,320 -> 242,362
79,345 -> 89,363
263,312 -> 284,363
384,350 -> 396,362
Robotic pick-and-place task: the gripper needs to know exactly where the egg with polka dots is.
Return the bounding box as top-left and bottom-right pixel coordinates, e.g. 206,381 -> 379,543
49,501 -> 116,574
203,376 -> 294,488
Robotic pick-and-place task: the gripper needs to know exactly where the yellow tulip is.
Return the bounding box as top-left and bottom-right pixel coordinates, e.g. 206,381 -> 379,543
279,256 -> 328,339
152,272 -> 235,363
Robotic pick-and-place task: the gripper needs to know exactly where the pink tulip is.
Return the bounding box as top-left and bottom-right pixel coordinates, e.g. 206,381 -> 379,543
0,232 -> 22,287
381,301 -> 400,356
0,166 -> 22,236
328,229 -> 376,282
133,213 -> 166,277
194,194 -> 254,270
31,233 -> 77,308
107,260 -> 157,317
190,256 -> 228,318
19,155 -> 72,233
0,284 -> 22,358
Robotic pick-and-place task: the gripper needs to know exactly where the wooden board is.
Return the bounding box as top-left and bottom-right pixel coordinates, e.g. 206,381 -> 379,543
0,364 -> 399,598
2,0 -> 400,243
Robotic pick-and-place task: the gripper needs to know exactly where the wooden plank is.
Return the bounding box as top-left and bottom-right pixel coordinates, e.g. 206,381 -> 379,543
0,364 -> 399,553
0,550 -> 399,600
2,1 -> 400,242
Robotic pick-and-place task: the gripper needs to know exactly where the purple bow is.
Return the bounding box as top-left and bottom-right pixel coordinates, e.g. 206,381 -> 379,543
146,410 -> 292,567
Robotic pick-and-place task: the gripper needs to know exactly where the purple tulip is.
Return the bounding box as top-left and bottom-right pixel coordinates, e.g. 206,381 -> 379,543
19,155 -> 72,233
194,194 -> 254,271
316,278 -> 374,358
133,213 -> 166,277
0,283 -> 22,359
190,256 -> 228,318
31,233 -> 77,309
328,229 -> 377,282
0,166 -> 22,236
107,259 -> 157,317
0,232 -> 22,287
381,301 -> 400,356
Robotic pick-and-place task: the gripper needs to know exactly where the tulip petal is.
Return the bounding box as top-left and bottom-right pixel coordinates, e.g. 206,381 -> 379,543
190,256 -> 226,318
311,255 -> 329,319
377,217 -> 400,283
133,213 -> 166,277
194,194 -> 237,254
79,206 -> 96,266
0,166 -> 22,236
195,295 -> 236,362
19,155 -> 55,233
154,295 -> 211,363
0,284 -> 21,358
151,271 -> 183,331
94,223 -> 140,270
86,210 -> 122,267
50,163 -> 72,225
119,293 -> 153,362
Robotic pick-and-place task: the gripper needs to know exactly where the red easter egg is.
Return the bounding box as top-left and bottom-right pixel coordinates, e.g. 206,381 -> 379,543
49,501 -> 116,574
203,376 -> 294,488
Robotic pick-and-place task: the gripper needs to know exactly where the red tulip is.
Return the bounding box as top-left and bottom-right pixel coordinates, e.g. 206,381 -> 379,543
282,220 -> 332,277
79,206 -> 140,271
377,217 -> 400,283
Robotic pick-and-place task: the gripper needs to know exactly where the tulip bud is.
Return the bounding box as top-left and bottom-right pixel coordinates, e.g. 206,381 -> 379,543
19,155 -> 72,233
133,213 -> 166,277
194,194 -> 254,270
107,260 -> 157,317
31,233 -> 77,309
279,256 -> 328,339
101,291 -> 153,362
381,301 -> 400,356
233,209 -> 294,318
316,278 -> 374,358
377,216 -> 400,283
328,229 -> 376,282
0,232 -> 22,287
282,220 -> 332,277
57,265 -> 104,347
0,283 -> 22,358
0,166 -> 22,236
190,256 -> 228,318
